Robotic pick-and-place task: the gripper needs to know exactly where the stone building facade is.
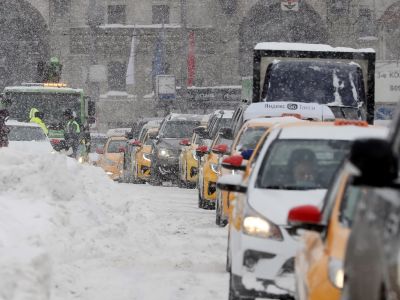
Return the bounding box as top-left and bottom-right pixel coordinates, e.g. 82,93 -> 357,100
2,0 -> 400,130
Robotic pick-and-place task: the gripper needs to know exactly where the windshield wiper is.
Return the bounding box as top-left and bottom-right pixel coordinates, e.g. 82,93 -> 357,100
262,185 -> 318,191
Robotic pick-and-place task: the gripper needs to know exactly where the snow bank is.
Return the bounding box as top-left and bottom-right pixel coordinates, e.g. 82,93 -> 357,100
0,148 -> 120,300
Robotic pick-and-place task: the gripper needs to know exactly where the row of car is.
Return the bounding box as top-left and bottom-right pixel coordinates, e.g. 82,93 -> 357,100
92,100 -> 399,300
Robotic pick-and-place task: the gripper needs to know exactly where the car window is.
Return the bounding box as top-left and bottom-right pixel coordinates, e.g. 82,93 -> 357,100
321,170 -> 347,225
235,127 -> 267,152
90,137 -> 107,153
144,134 -> 153,146
212,134 -> 233,150
160,121 -> 201,138
339,185 -> 364,228
8,126 -> 47,141
256,139 -> 351,190
107,140 -> 126,153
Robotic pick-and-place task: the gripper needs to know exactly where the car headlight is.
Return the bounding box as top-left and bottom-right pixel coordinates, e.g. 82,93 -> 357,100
143,153 -> 151,161
210,163 -> 219,174
106,171 -> 113,175
158,148 -> 171,157
78,157 -> 84,164
328,258 -> 344,289
243,216 -> 283,241
192,150 -> 198,161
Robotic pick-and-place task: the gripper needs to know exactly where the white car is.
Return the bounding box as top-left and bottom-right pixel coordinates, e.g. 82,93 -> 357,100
218,121 -> 388,300
6,120 -> 53,154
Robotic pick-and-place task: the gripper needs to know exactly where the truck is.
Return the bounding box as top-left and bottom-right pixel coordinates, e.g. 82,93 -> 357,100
252,42 -> 376,124
1,83 -> 95,153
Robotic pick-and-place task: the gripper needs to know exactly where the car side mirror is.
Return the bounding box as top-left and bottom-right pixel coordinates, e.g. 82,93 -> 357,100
180,138 -> 191,146
241,149 -> 254,160
195,145 -> 209,158
96,148 -> 104,154
220,127 -> 233,140
130,139 -> 142,147
118,146 -> 127,153
349,138 -> 398,186
217,174 -> 247,193
287,205 -> 325,232
212,144 -> 228,155
221,155 -> 246,171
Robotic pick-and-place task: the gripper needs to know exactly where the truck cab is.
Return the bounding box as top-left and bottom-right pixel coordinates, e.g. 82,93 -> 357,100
252,42 -> 376,124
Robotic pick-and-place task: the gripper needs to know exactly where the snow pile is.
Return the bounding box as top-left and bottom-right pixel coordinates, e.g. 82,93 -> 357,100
0,148 -> 121,300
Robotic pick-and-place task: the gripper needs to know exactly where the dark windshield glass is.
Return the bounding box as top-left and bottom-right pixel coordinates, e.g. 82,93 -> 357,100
8,126 -> 47,141
256,139 -> 350,190
107,140 -> 126,153
5,92 -> 81,125
262,61 -> 365,107
161,121 -> 201,138
235,127 -> 267,152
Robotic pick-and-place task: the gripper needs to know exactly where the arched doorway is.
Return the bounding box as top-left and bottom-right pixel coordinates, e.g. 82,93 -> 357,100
0,0 -> 49,89
379,1 -> 400,60
239,0 -> 328,76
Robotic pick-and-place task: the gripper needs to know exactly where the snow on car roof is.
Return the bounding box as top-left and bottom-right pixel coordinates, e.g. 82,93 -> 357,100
278,123 -> 388,140
211,110 -> 234,119
254,42 -> 375,53
244,102 -> 335,122
6,119 -> 41,128
245,116 -> 305,126
169,113 -> 208,122
106,128 -> 131,137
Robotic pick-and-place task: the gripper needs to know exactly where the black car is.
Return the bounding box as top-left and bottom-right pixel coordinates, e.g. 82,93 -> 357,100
341,107 -> 400,300
150,113 -> 208,185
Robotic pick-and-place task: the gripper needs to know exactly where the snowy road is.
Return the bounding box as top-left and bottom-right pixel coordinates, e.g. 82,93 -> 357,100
0,150 -> 229,300
52,184 -> 229,300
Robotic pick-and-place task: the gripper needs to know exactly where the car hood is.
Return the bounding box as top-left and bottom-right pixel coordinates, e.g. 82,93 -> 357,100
248,188 -> 327,226
156,138 -> 182,150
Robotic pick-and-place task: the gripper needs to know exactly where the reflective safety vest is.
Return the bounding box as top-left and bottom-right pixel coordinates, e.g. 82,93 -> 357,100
66,120 -> 81,134
29,108 -> 48,135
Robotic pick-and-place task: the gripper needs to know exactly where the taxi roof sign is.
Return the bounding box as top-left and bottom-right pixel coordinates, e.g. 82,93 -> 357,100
243,101 -> 336,122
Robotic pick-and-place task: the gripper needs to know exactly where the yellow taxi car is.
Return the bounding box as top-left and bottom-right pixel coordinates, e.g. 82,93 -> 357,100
130,127 -> 158,183
97,135 -> 127,181
178,126 -> 209,188
197,132 -> 232,209
287,153 -> 383,300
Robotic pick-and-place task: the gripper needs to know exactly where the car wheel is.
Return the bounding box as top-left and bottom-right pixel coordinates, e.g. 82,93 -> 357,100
216,199 -> 227,227
226,231 -> 231,272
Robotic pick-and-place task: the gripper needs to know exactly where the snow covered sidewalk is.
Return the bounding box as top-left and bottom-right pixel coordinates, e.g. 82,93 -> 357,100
0,148 -> 228,300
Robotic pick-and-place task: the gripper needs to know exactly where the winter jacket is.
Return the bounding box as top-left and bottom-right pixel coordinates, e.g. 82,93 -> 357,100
29,108 -> 48,135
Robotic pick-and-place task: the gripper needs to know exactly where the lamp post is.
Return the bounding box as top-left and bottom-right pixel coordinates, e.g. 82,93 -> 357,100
179,0 -> 189,113
87,0 -> 101,103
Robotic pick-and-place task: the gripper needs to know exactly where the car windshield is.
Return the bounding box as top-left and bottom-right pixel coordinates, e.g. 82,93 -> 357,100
235,127 -> 267,152
8,125 -> 47,141
256,139 -> 351,190
107,140 -> 126,153
5,92 -> 81,126
90,137 -> 107,153
161,121 -> 201,138
262,61 -> 365,107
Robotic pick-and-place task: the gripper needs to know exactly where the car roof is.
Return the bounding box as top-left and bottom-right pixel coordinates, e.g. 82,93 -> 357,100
168,113 -> 209,122
108,136 -> 127,141
107,128 -> 131,137
6,119 -> 41,128
276,122 -> 389,140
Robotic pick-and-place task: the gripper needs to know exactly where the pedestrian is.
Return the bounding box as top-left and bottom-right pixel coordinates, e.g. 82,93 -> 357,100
29,108 -> 49,135
63,109 -> 81,157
